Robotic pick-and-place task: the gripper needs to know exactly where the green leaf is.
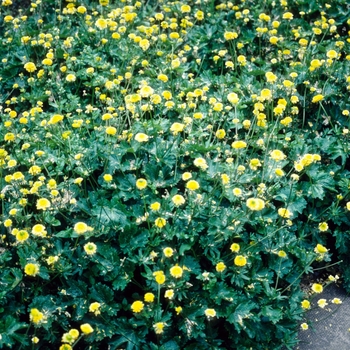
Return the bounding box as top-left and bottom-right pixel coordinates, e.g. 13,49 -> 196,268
91,205 -> 129,229
160,340 -> 180,350
179,244 -> 191,256
0,316 -> 28,348
227,301 -> 257,331
90,282 -> 114,304
260,305 -> 283,324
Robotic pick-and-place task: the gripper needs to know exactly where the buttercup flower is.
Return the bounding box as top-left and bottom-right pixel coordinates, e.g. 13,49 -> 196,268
170,265 -> 183,278
74,222 -> 90,234
246,198 -> 265,211
89,302 -> 101,315
135,133 -> 149,142
30,308 -> 45,324
155,217 -> 166,228
311,283 -> 323,293
300,323 -> 308,330
301,300 -> 310,309
24,62 -> 37,72
136,178 -> 147,190
131,300 -> 144,313
216,262 -> 226,272
36,198 -> 51,210
230,243 -> 240,252
84,242 -> 97,255
186,180 -> 200,191
172,194 -> 185,206
153,322 -> 166,334
80,323 -> 94,335
234,255 -> 247,267
194,157 -> 208,170
163,247 -> 174,257
319,222 -> 328,231
25,263 -> 40,276
153,271 -> 166,284
144,293 -> 155,302
164,289 -> 174,299
205,308 -> 216,318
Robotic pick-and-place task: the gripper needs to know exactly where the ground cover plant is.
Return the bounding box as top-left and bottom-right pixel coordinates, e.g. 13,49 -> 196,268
1,0 -> 350,349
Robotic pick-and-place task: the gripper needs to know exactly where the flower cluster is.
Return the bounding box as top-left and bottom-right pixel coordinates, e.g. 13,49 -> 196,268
0,0 -> 349,349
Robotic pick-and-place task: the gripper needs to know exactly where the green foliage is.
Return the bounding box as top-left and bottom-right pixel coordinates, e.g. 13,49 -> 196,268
0,0 -> 349,349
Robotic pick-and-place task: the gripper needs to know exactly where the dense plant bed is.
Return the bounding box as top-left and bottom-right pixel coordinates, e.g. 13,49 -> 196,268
1,0 -> 350,349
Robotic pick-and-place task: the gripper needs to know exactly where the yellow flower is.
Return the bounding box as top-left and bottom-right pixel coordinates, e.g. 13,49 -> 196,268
215,262 -> 226,272
103,174 -> 113,182
150,202 -> 161,211
74,222 -> 90,234
95,18 -> 108,30
89,302 -> 101,315
270,150 -> 286,161
36,198 -> 51,210
134,133 -> 149,142
136,178 -> 147,190
4,219 -> 12,227
153,271 -> 166,284
170,122 -> 185,135
332,298 -> 342,304
311,283 -> 323,293
315,244 -> 327,254
74,177 -> 83,185
16,230 -> 29,242
69,329 -> 79,339
278,208 -> 292,218
106,126 -> 117,135
25,263 -> 40,276
155,217 -> 166,228
66,74 -> 76,82
80,323 -> 94,335
215,129 -> 226,139
170,265 -> 183,278
301,300 -> 310,309
180,4 -> 191,12
175,306 -> 182,315
234,255 -> 247,267
230,243 -> 240,253
282,12 -> 293,20
221,174 -> 230,185
163,247 -> 174,257
153,322 -> 166,334
347,202 -> 350,211
84,242 -> 97,255
60,345 -> 72,350
204,308 -> 216,318
186,180 -> 199,191
318,222 -> 328,232
317,299 -> 328,308
32,337 -> 39,344
265,71 -> 277,83
182,172 -> 192,181
312,94 -> 324,103
246,198 -> 265,211
278,250 -> 287,258
164,289 -> 174,299
24,62 -> 37,72
30,308 -> 45,324
300,323 -> 308,330
193,157 -> 208,170
232,188 -> 242,196
231,140 -> 247,149
144,293 -> 155,303
172,194 -> 185,206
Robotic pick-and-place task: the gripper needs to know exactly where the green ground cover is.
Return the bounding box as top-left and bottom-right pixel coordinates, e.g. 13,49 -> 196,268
1,0 -> 350,349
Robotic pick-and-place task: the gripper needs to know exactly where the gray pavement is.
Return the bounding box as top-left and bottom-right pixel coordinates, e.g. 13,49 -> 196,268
295,283 -> 350,349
